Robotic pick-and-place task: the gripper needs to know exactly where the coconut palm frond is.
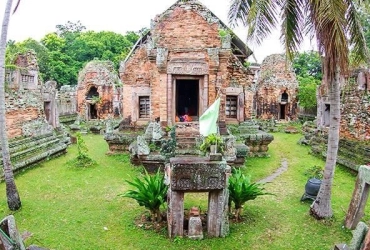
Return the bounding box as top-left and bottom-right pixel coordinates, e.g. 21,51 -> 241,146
228,0 -> 253,27
307,0 -> 349,78
279,0 -> 305,61
12,0 -> 21,14
246,0 -> 280,45
345,0 -> 369,65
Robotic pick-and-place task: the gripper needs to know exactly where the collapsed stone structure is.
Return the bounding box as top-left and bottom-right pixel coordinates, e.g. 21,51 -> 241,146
77,60 -> 122,120
303,67 -> 370,171
256,54 -> 299,120
1,51 -> 67,174
57,85 -> 78,124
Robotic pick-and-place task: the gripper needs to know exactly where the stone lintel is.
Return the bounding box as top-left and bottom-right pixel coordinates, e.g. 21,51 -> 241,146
170,156 -> 228,191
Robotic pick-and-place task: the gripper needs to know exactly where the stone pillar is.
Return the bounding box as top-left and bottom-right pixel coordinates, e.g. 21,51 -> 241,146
167,74 -> 173,125
203,75 -> 209,114
167,189 -> 184,238
345,165 -> 370,229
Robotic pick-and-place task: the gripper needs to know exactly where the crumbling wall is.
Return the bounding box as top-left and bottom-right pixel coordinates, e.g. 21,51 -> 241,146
77,60 -> 121,120
340,71 -> 370,140
256,54 -> 298,120
57,85 -> 78,124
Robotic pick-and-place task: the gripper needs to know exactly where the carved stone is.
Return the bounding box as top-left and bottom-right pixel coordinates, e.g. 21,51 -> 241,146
167,60 -> 209,75
170,157 -> 228,191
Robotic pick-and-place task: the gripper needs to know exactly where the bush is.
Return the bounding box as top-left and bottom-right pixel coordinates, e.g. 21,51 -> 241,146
199,133 -> 224,154
228,168 -> 272,221
119,169 -> 168,222
67,132 -> 97,167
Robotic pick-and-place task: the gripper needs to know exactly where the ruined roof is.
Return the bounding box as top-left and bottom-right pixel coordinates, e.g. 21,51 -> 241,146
257,54 -> 298,88
124,0 -> 253,63
78,60 -> 120,86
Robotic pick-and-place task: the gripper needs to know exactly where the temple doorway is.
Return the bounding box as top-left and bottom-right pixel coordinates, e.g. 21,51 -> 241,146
176,79 -> 199,121
280,104 -> 286,119
89,104 -> 98,119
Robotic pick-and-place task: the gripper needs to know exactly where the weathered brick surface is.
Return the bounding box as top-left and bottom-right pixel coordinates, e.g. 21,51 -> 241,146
5,108 -> 41,138
77,61 -> 121,120
317,69 -> 370,140
256,54 -> 299,120
120,1 -> 255,125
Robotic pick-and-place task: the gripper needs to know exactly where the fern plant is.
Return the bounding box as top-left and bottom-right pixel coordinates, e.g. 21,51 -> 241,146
119,169 -> 168,222
199,133 -> 224,154
228,168 -> 272,221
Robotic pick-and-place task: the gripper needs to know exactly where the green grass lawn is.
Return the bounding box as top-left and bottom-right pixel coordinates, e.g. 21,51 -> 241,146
0,132 -> 365,249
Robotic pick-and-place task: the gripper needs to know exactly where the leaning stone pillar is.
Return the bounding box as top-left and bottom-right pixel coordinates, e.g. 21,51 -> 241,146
345,165 -> 370,229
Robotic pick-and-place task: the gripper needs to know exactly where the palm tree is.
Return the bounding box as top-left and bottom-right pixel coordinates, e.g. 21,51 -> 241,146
229,0 -> 368,219
0,0 -> 21,210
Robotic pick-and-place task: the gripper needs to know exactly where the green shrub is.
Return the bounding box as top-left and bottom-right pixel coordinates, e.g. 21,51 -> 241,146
67,132 -> 97,167
304,165 -> 324,179
119,169 -> 168,222
199,133 -> 224,154
228,168 -> 272,221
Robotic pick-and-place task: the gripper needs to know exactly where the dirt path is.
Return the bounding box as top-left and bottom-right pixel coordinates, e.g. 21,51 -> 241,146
257,158 -> 288,184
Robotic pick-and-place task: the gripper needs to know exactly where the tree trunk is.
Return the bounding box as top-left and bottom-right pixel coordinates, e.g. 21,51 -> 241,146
0,0 -> 21,211
310,64 -> 341,219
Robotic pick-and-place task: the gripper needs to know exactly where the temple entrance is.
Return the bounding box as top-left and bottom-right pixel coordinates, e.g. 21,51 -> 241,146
176,79 -> 199,121
44,102 -> 51,124
89,104 -> 98,119
280,104 -> 286,119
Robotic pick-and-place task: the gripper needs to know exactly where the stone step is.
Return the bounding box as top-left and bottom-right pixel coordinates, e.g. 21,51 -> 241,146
0,133 -> 68,175
3,133 -> 54,150
8,134 -> 58,155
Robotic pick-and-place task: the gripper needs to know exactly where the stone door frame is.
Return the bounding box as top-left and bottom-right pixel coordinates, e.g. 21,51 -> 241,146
166,59 -> 209,126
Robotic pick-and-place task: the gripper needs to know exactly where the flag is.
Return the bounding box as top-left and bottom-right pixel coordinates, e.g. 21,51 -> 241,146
199,97 -> 220,136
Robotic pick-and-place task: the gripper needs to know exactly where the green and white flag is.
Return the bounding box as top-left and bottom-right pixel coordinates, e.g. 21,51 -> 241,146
199,97 -> 220,136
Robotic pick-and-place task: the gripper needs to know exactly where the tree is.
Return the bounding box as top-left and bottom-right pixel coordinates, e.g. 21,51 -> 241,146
293,51 -> 322,109
229,0 -> 368,219
0,0 -> 22,210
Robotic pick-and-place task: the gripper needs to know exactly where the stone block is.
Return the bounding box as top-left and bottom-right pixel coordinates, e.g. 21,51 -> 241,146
348,221 -> 368,250
188,216 -> 203,240
170,157 -> 228,191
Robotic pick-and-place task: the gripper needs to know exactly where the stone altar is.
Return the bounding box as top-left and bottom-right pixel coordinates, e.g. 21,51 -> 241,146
166,156 -> 230,238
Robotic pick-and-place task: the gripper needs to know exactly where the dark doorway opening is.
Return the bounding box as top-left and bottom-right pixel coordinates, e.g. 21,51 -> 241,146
44,102 -> 51,123
280,104 -> 286,119
176,79 -> 199,121
87,86 -> 99,99
90,104 -> 97,119
281,91 -> 288,102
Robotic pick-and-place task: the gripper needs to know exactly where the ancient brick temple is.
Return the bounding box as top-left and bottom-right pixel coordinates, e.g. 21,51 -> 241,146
77,60 -> 122,120
119,0 -> 255,126
255,54 -> 298,120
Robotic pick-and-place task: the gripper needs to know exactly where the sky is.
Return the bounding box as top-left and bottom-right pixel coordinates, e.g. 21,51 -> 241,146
1,0 -> 315,63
